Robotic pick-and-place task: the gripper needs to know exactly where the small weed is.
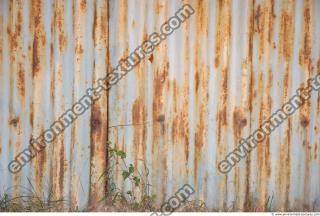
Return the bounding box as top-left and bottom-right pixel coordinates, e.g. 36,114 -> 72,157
88,141 -> 156,211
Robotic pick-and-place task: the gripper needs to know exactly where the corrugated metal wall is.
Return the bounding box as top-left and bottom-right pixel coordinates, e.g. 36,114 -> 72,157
0,0 -> 320,211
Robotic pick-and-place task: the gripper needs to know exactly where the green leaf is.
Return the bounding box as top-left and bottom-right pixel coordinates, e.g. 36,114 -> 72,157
117,150 -> 126,159
133,176 -> 140,186
129,164 -> 134,173
109,149 -> 115,156
122,171 -> 130,180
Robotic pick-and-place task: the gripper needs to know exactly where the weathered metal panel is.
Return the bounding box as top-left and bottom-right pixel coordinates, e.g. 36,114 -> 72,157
0,0 -> 319,211
0,0 -> 109,210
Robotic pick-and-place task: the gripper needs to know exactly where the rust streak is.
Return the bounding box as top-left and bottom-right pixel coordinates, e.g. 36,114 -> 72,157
31,0 -> 46,78
298,0 -> 312,74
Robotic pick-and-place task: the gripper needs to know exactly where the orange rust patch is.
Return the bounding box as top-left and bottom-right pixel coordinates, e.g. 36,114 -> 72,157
254,4 -> 262,33
132,97 -> 146,125
0,15 -> 2,66
279,1 -> 295,61
196,0 -> 207,34
76,44 -> 84,55
32,36 -> 40,76
7,3 -> 23,52
195,72 -> 200,92
91,108 -> 102,132
151,60 -> 169,201
214,0 -> 231,68
233,107 -> 247,140
132,96 -> 147,164
54,2 -> 68,52
80,0 -> 87,12
298,1 -> 312,73
31,0 -> 46,77
92,1 -> 97,46
35,130 -> 47,192
59,143 -> 65,199
156,114 -> 165,122
218,107 -> 227,127
30,107 -> 34,127
52,135 -> 65,200
90,109 -> 102,158
17,63 -> 25,98
268,0 -> 276,43
193,0 -> 210,183
9,117 -> 20,127
214,0 -> 232,175
148,54 -> 153,63
195,112 -> 205,150
58,33 -> 67,52
300,115 -> 310,128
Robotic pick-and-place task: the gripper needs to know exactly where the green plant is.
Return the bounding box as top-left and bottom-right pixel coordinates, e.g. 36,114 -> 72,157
97,141 -> 156,211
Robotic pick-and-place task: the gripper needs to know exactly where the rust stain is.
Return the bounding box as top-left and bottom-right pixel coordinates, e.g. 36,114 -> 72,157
244,0 -> 256,210
1,0 -> 320,211
152,64 -> 168,136
171,76 -> 190,180
214,0 -> 231,68
31,0 -> 46,78
213,0 -> 232,206
80,0 -> 87,12
91,108 -> 102,132
148,53 -> 153,63
52,136 -> 65,201
7,3 -> 22,52
89,0 -> 109,204
132,96 -> 147,165
0,14 -> 2,75
118,0 -> 128,37
215,0 -> 231,162
279,0 -> 295,61
233,107 -> 247,140
75,44 -> 84,56
300,114 -> 310,128
275,0 -> 295,209
193,1 -> 209,191
92,0 -> 97,46
9,117 -> 19,127
268,0 -> 276,44
296,0 -> 313,202
256,0 -> 277,59
254,4 -> 262,33
54,1 -> 67,53
156,114 -> 165,122
298,0 -> 312,73
35,130 -> 47,192
17,63 -> 25,98
152,54 -> 169,202
90,103 -> 107,203
30,106 -> 34,127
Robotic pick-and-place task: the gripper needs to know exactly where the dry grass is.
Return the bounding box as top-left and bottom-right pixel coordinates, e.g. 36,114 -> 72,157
0,184 -> 66,212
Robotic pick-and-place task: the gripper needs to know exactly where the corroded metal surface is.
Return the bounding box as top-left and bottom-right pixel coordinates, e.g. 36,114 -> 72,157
0,0 -> 320,211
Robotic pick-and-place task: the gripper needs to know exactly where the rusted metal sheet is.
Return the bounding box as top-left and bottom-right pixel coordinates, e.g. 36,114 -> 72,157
0,0 -> 109,210
0,0 -> 320,211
